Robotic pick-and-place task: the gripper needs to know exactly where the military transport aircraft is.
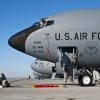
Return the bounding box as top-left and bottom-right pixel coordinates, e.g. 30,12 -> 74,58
31,59 -> 55,77
31,59 -> 64,78
31,59 -> 78,79
8,9 -> 100,86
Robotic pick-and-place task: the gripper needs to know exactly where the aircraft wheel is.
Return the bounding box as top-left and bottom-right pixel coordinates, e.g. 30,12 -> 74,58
78,75 -> 93,86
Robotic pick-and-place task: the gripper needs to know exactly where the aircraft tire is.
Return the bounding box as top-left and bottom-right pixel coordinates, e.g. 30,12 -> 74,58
78,74 -> 93,86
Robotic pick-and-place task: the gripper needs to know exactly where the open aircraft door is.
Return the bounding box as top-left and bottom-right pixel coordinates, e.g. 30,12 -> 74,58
57,47 -> 78,82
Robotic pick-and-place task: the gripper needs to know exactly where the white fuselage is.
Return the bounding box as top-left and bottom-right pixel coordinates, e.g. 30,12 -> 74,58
25,9 -> 100,67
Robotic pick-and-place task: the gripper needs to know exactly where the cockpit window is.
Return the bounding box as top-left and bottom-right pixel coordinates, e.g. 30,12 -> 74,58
46,20 -> 54,26
31,18 -> 54,31
32,22 -> 40,27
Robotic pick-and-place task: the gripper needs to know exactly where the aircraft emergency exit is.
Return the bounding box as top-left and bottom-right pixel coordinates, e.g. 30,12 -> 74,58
8,9 -> 100,86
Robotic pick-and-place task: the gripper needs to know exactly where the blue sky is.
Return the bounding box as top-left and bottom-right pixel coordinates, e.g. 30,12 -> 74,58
0,0 -> 100,77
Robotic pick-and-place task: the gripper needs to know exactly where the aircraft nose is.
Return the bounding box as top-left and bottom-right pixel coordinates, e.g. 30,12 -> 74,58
8,31 -> 26,53
8,26 -> 38,53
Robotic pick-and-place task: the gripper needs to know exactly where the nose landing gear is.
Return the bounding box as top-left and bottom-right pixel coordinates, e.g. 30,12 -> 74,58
78,70 -> 93,86
78,68 -> 100,86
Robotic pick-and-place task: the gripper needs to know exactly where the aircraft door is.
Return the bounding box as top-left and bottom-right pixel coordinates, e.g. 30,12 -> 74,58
57,47 -> 78,82
58,47 -> 78,66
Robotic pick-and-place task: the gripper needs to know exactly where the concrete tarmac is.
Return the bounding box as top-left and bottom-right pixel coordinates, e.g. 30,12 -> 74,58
0,78 -> 100,100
